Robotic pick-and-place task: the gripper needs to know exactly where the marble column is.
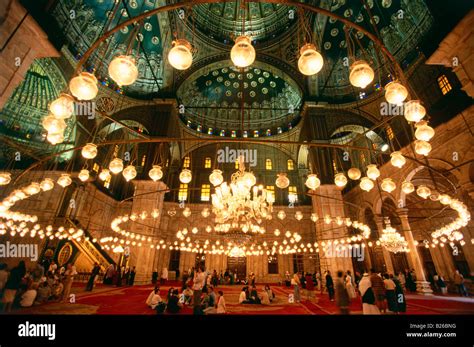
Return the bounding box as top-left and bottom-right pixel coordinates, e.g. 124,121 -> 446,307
397,208 -> 433,295
374,216 -> 395,275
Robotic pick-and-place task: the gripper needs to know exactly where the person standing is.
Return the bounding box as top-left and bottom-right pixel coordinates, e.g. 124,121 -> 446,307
316,271 -> 321,292
3,261 -> 26,312
383,273 -> 398,313
291,272 -> 301,303
453,270 -> 468,297
370,269 -> 386,313
86,263 -> 100,291
161,267 -> 168,285
305,273 -> 315,301
326,270 -> 335,301
62,263 -> 77,303
398,271 -> 406,292
335,271 -> 350,314
192,266 -> 206,309
359,272 -> 381,315
104,264 -> 115,285
345,271 -> 356,299
152,269 -> 158,285
128,267 -> 136,286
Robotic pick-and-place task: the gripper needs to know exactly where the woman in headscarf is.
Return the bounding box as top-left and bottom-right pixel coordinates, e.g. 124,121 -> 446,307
358,272 -> 381,315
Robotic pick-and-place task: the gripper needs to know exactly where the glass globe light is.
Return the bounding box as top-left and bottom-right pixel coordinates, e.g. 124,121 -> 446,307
390,151 -> 406,168
305,174 -> 320,190
404,100 -> 426,122
0,172 -> 11,185
414,140 -> 432,156
24,182 -> 41,195
209,169 -> 223,186
57,174 -> 72,188
366,164 -> 380,180
109,158 -> 124,174
359,177 -> 374,192
78,169 -> 90,182
99,169 -> 111,181
416,185 -> 431,199
276,173 -> 290,189
384,81 -> 408,105
349,60 -> 374,88
401,181 -> 414,194
414,121 -> 435,141
298,43 -> 323,76
47,131 -> 65,145
40,178 -> 54,191
311,213 -> 318,222
81,143 -> 98,159
49,93 -> 75,119
334,173 -> 348,188
348,167 -> 361,180
230,36 -> 256,68
179,169 -> 192,184
242,172 -> 256,187
69,72 -> 98,101
439,194 -> 452,205
148,165 -> 163,182
42,115 -> 67,133
295,211 -> 303,221
381,178 -> 396,193
108,55 -> 138,86
168,39 -> 193,70
122,165 -> 137,182
277,211 -> 286,220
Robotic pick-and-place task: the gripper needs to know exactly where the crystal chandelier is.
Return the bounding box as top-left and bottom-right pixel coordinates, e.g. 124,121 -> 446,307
211,157 -> 273,232
379,218 -> 408,253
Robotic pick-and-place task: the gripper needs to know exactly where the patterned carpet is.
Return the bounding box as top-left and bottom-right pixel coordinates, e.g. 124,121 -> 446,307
14,282 -> 474,315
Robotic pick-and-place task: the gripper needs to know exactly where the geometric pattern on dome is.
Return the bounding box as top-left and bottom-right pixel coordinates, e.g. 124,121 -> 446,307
51,0 -> 165,99
190,2 -> 299,44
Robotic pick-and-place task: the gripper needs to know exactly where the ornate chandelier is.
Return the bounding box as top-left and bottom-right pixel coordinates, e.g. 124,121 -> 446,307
379,218 -> 408,253
211,157 -> 273,232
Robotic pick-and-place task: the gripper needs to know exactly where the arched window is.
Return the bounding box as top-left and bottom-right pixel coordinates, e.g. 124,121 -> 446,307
266,159 -> 272,170
201,184 -> 211,201
287,159 -> 294,170
183,156 -> 190,168
204,157 -> 212,168
178,184 -> 188,201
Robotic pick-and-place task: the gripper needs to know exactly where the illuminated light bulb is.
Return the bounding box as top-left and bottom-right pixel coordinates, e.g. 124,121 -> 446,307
24,182 -> 41,195
40,178 -> 54,191
414,140 -> 432,156
401,181 -> 414,194
278,211 -> 286,220
47,131 -> 64,145
209,169 -> 223,186
168,39 -> 193,70
310,213 -> 318,222
201,208 -> 210,218
78,169 -> 89,182
42,115 -> 67,133
57,174 -> 72,188
305,174 -> 320,190
49,93 -> 74,119
414,121 -> 435,141
347,167 -> 361,180
179,169 -> 192,184
122,165 -> 137,182
295,211 -> 303,221
390,151 -> 406,168
404,100 -> 426,122
99,169 -> 111,181
0,172 -> 11,185
359,177 -> 374,192
334,173 -> 348,188
230,36 -> 255,68
69,72 -> 98,100
148,165 -> 163,182
108,55 -> 138,86
416,185 -> 431,199
384,81 -> 408,105
298,43 -> 323,76
275,173 -> 290,189
109,158 -> 124,174
349,60 -> 374,88
366,164 -> 380,180
274,229 -> 280,236
81,143 -> 98,159
381,178 -> 396,193
439,194 -> 452,205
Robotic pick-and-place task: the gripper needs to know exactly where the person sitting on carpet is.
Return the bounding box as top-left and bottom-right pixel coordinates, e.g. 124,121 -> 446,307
249,285 -> 261,304
146,286 -> 162,309
166,289 -> 182,314
239,286 -> 250,304
51,278 -> 63,301
182,285 -> 193,304
35,281 -> 52,304
264,285 -> 275,303
20,283 -> 38,308
166,287 -> 174,301
216,291 -> 226,314
260,286 -> 271,305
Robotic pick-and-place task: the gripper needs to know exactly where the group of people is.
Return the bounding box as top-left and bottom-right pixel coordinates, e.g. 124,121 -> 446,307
102,264 -> 136,287
0,260 -> 77,312
239,285 -> 275,305
177,267 -> 253,287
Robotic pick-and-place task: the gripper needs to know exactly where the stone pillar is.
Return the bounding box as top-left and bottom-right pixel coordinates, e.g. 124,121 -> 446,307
374,216 -> 395,275
398,209 -> 433,295
0,0 -> 59,107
